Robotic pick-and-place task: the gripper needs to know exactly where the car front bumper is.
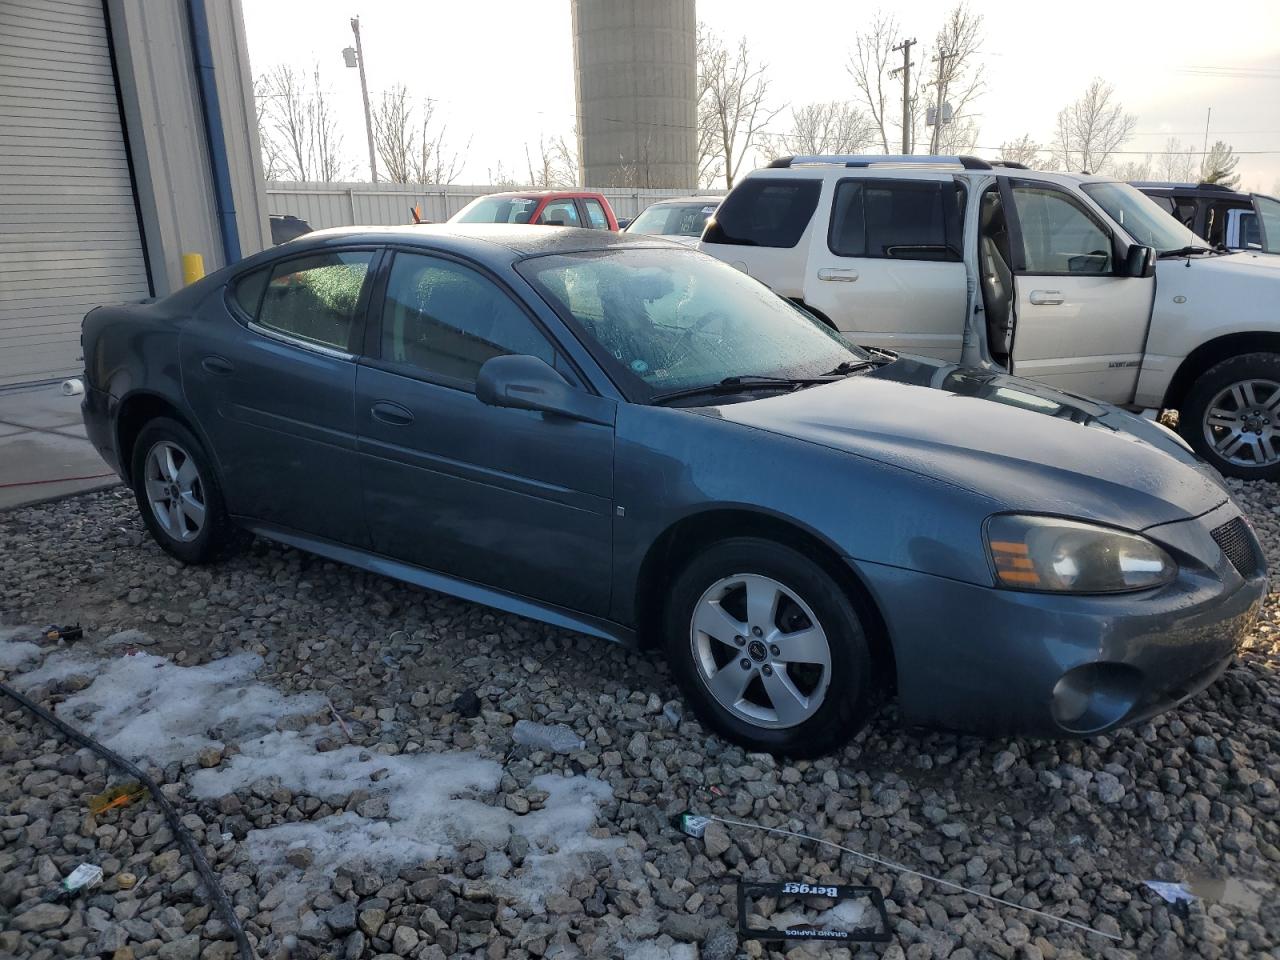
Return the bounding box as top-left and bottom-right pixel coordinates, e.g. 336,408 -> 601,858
857,502 -> 1267,737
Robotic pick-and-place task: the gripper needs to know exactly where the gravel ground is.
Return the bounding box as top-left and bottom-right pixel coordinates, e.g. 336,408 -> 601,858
1,481 -> 1278,960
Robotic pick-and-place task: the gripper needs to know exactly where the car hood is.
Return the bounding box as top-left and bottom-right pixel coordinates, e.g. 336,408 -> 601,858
703,356 -> 1229,530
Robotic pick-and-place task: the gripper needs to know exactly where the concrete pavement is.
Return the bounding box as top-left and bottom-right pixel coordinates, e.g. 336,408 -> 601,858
0,383 -> 119,510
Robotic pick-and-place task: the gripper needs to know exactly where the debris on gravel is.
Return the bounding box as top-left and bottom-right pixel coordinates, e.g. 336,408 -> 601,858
1,480 -> 1278,959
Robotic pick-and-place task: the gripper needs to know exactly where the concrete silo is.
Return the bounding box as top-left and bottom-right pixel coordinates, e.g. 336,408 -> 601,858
571,0 -> 696,189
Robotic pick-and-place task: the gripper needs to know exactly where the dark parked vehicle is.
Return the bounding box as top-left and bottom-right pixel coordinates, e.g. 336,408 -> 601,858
81,225 -> 1266,756
1132,181 -> 1279,253
268,214 -> 312,245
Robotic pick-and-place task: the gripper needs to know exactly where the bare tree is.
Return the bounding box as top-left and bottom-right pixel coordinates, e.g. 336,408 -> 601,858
698,25 -> 784,188
525,134 -> 579,189
253,74 -> 285,180
1155,137 -> 1198,182
923,3 -> 985,154
766,101 -> 874,159
372,85 -> 465,185
373,85 -> 415,183
486,162 -> 521,191
1113,154 -> 1154,181
1201,140 -> 1241,189
695,22 -> 724,188
1049,78 -> 1136,175
257,64 -> 348,182
997,134 -> 1040,167
845,12 -> 899,153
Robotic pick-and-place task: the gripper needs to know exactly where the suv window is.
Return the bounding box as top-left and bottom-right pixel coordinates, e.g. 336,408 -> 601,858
381,252 -> 556,385
703,178 -> 821,248
538,199 -> 581,227
1010,185 -> 1112,274
256,251 -> 375,351
582,198 -> 610,230
829,179 -> 964,261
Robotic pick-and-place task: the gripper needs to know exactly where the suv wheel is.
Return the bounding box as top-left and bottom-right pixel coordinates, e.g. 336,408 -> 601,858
664,537 -> 880,757
1182,352 -> 1280,480
130,417 -> 242,564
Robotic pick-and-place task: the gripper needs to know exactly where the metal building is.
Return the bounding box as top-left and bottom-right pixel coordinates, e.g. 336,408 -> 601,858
570,0 -> 696,190
0,0 -> 269,388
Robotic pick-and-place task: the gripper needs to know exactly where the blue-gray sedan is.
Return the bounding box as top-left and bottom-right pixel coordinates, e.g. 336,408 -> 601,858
80,225 -> 1267,756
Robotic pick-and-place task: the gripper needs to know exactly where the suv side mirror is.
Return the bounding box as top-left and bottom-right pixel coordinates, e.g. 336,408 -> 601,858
476,355 -> 615,426
1124,243 -> 1156,278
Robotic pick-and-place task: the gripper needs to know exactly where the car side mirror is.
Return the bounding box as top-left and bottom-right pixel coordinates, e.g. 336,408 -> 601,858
1124,243 -> 1156,278
476,355 -> 615,427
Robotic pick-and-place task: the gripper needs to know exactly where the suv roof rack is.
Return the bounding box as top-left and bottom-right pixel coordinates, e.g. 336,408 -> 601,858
990,160 -> 1030,170
768,154 -> 994,171
1130,180 -> 1238,193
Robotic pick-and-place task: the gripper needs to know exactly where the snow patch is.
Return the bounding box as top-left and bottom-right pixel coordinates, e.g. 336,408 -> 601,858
0,642 -> 45,670
14,649 -> 323,765
194,729 -> 619,908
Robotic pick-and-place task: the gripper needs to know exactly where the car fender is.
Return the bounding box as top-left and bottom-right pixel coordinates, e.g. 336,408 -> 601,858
1137,253 -> 1280,406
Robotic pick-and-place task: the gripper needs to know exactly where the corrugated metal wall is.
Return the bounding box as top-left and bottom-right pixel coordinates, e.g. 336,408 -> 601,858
0,0 -> 152,387
265,182 -> 723,230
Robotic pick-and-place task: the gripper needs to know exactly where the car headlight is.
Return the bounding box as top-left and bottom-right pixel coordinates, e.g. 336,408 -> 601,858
986,515 -> 1176,593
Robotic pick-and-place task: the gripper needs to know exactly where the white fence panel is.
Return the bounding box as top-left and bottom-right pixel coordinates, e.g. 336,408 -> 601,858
265,182 -> 724,229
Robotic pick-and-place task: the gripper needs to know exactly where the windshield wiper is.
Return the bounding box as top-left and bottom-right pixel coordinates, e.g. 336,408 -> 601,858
823,352 -> 896,376
651,374 -> 836,405
1157,245 -> 1214,259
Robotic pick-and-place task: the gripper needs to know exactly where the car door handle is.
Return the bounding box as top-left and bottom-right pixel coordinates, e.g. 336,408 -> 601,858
817,268 -> 858,282
201,355 -> 234,376
1029,289 -> 1064,305
370,400 -> 414,426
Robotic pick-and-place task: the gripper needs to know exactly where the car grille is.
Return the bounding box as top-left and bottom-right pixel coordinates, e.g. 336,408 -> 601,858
1211,516 -> 1261,578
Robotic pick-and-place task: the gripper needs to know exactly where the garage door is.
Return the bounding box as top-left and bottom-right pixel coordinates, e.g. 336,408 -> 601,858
0,0 -> 151,387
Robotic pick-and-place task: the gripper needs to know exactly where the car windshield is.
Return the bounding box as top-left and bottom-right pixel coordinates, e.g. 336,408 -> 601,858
1081,181 -> 1205,253
452,196 -> 540,224
627,202 -> 718,237
517,248 -> 867,401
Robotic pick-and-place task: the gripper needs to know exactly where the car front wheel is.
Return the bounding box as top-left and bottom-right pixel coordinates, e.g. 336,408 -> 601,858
1182,352 -> 1280,480
664,537 -> 880,757
130,417 -> 242,564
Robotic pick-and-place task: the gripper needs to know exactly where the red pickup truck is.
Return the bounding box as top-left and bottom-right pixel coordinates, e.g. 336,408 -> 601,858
448,190 -> 619,230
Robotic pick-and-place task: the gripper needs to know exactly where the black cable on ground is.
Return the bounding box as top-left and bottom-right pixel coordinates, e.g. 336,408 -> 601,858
0,679 -> 257,960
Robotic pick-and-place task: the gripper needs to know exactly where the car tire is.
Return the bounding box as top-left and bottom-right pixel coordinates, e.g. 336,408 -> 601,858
1181,352 -> 1280,480
130,417 -> 243,564
664,537 -> 880,757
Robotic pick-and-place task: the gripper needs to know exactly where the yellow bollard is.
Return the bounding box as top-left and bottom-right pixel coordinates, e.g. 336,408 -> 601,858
181,252 -> 206,285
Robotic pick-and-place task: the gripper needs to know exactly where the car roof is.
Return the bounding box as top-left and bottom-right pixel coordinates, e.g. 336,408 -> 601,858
474,190 -> 606,199
273,223 -> 673,263
1131,180 -> 1249,199
643,196 -> 723,205
743,159 -> 1118,188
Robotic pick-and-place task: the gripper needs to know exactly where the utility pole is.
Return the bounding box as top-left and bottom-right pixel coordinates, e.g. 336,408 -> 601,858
346,16 -> 378,183
928,51 -> 950,154
889,38 -> 917,154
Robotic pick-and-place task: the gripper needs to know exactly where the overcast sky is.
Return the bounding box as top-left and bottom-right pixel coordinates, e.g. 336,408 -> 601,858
242,0 -> 1280,191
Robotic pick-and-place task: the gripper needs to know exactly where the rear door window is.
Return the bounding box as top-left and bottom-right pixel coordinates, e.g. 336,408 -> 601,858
256,251 -> 376,351
538,199 -> 581,227
828,179 -> 964,261
702,178 -> 821,248
581,198 -> 610,230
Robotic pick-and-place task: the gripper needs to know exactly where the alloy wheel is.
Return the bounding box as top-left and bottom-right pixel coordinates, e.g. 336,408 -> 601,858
1202,378 -> 1280,468
689,573 -> 832,728
143,440 -> 206,543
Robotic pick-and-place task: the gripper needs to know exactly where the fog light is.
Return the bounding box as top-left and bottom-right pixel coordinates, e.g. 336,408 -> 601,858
1050,662 -> 1142,733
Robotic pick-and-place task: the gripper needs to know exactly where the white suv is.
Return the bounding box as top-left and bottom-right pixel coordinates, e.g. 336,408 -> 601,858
698,155 -> 1280,480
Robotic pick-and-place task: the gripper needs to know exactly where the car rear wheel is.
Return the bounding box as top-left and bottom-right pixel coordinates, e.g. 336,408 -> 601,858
664,537 -> 880,757
130,417 -> 242,564
1182,352 -> 1280,480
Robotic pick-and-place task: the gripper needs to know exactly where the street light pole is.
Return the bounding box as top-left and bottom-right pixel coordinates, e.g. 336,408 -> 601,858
349,16 -> 378,183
